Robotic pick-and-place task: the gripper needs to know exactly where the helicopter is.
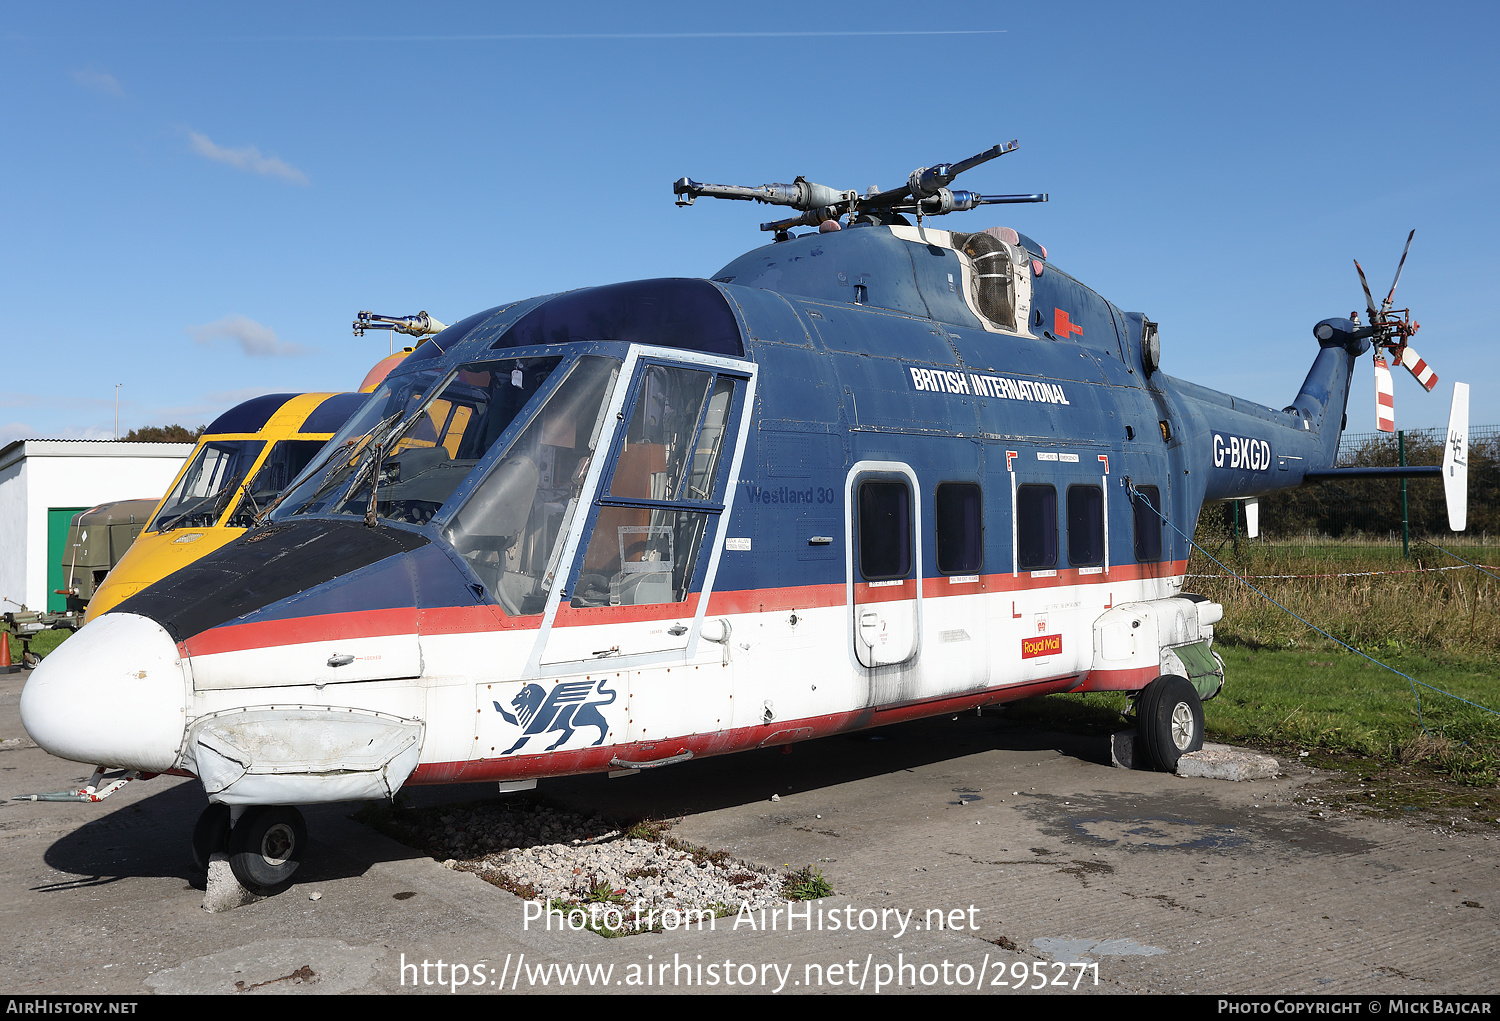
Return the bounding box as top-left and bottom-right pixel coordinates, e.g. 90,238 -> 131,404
17,142 -> 1468,895
83,313 -> 448,624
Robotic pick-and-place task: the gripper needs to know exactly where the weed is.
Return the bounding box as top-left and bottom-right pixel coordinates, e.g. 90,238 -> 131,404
623,817 -> 677,842
782,866 -> 833,901
580,875 -> 626,904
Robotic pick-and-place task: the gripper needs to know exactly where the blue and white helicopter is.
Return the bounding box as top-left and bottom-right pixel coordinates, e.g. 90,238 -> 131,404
19,143 -> 1468,894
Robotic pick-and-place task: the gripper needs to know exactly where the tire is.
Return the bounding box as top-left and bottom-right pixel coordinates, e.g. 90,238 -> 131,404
227,806 -> 307,895
1136,674 -> 1204,773
191,802 -> 231,871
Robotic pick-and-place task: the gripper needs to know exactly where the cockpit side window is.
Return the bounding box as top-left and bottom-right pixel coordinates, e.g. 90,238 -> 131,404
570,364 -> 743,609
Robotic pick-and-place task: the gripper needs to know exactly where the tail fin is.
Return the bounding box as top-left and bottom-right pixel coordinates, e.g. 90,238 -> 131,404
1291,318 -> 1370,468
1443,382 -> 1469,531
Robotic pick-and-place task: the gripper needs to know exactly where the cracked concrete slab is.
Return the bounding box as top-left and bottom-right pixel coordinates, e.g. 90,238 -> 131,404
3,666 -> 1496,996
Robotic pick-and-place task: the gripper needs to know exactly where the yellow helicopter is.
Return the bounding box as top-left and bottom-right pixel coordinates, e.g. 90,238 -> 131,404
84,312 -> 445,622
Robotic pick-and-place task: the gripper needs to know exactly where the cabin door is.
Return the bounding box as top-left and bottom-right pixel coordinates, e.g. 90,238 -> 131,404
846,462 -> 922,670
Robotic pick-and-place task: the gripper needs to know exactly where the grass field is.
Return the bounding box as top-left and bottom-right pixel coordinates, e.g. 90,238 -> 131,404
1009,535 -> 1500,786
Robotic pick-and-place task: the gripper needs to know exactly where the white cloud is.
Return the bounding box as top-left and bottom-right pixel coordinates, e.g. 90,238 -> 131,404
204,386 -> 292,406
70,67 -> 122,96
0,391 -> 113,410
146,387 -> 290,425
188,315 -> 309,357
187,131 -> 309,185
0,421 -> 114,446
0,422 -> 35,448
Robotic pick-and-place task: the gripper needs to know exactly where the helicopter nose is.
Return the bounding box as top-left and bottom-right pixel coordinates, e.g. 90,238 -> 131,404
20,613 -> 190,773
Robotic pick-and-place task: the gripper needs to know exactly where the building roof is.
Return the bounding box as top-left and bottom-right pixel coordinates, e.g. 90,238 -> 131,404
0,439 -> 195,472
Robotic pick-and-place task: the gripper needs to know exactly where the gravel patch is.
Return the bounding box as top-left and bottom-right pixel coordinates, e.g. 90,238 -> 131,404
358,798 -> 794,934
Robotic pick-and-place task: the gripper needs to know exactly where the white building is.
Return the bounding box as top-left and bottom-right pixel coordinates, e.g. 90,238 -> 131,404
0,440 -> 192,613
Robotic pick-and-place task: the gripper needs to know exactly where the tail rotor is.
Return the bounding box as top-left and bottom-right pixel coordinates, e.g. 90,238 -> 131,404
1355,230 -> 1435,432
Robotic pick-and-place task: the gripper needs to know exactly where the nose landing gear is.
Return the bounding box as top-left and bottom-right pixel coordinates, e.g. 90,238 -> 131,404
192,803 -> 307,896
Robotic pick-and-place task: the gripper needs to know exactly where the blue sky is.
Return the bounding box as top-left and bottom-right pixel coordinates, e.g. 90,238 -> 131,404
3,1 -> 1496,447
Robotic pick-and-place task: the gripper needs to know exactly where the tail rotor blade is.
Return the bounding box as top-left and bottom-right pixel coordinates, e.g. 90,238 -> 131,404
1373,354 -> 1396,432
1442,382 -> 1469,532
1354,259 -> 1380,321
1383,229 -> 1416,313
1399,344 -> 1439,392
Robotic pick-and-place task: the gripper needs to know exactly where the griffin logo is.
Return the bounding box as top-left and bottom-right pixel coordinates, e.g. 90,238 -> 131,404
493,679 -> 617,754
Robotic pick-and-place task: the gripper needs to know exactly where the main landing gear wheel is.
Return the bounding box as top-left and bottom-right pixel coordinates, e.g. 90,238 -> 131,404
191,803 -> 231,871
1136,674 -> 1204,773
227,806 -> 307,895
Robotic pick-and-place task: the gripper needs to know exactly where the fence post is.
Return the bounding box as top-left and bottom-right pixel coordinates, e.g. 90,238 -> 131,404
1398,430 -> 1410,559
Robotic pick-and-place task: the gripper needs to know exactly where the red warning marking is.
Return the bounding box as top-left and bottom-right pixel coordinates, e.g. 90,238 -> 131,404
1054,308 -> 1084,338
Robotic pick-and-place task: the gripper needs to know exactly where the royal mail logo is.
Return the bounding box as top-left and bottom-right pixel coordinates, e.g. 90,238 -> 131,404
1021,634 -> 1063,659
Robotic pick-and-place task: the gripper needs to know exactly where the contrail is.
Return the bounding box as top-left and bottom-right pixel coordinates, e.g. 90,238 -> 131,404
227,29 -> 1008,42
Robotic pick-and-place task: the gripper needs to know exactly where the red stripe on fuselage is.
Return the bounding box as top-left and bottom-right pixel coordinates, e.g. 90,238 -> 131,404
181,604 -> 507,659
180,560 -> 1188,658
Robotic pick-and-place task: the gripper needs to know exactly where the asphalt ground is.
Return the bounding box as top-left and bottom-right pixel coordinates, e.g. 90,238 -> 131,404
1,666 -> 1496,997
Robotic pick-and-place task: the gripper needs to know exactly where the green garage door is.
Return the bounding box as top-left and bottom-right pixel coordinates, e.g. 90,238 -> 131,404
47,507 -> 87,612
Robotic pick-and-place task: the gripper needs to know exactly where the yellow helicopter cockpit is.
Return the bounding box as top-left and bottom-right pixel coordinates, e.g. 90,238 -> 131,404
84,391 -> 368,621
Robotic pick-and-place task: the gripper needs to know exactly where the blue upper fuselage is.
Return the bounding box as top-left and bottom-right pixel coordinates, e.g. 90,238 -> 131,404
115,222 -> 1361,640
372,220 -> 1358,567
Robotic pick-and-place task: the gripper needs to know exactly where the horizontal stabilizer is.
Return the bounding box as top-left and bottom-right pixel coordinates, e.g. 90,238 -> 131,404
1302,466 -> 1440,481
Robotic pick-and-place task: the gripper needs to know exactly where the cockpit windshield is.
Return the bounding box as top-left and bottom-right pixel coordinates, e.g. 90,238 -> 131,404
270,368 -> 447,521
443,355 -> 620,615
151,440 -> 265,532
270,355 -> 619,545
224,440 -> 329,528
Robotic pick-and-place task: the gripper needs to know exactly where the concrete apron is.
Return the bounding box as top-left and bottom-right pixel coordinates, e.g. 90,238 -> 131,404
2,667 -> 1495,995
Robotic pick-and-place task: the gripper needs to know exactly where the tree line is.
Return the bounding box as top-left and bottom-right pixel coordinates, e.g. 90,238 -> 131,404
119,424 -> 206,443
1229,428 -> 1500,540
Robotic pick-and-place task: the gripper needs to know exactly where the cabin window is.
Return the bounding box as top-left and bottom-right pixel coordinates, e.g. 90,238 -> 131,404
571,365 -> 742,609
1133,485 -> 1163,562
1067,485 -> 1105,567
935,482 -> 982,574
857,480 -> 912,581
1016,484 -> 1057,570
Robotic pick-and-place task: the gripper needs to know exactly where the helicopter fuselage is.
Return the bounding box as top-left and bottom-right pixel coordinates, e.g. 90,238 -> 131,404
20,222 -> 1364,804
